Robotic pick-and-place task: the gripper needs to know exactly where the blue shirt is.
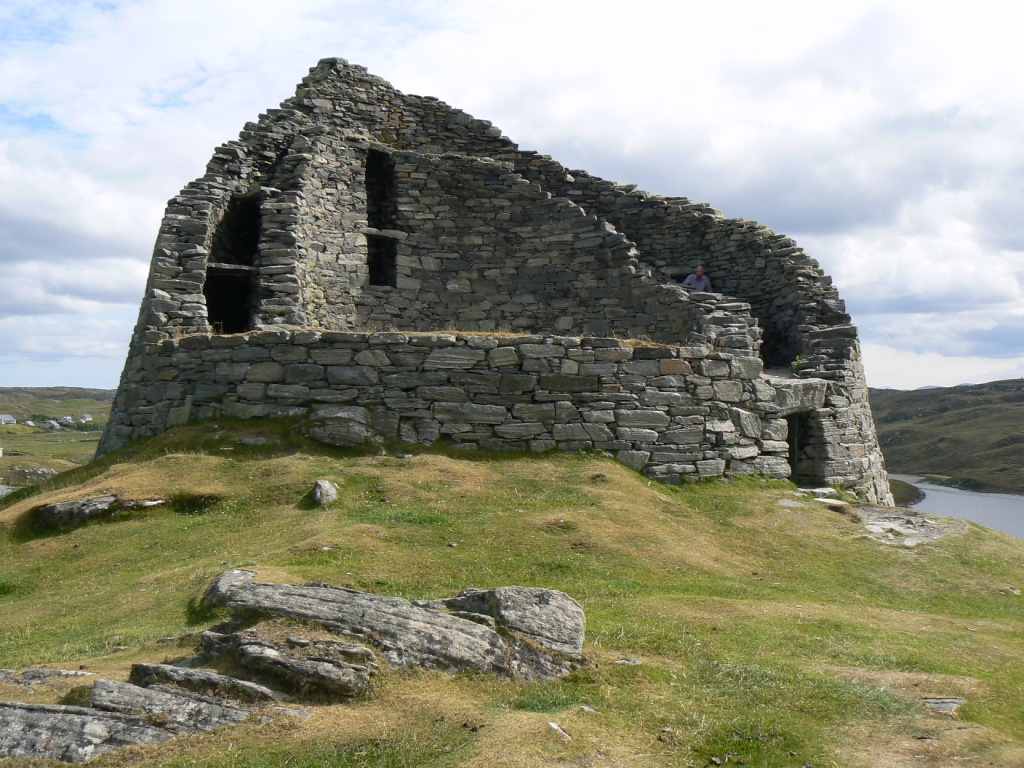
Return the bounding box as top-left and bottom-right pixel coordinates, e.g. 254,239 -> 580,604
682,273 -> 712,292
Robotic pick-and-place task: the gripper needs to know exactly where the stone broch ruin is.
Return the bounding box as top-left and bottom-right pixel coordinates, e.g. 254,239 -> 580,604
99,58 -> 892,505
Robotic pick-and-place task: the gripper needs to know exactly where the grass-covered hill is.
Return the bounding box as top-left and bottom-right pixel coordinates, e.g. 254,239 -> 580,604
870,379 -> 1024,495
2,419 -> 1023,766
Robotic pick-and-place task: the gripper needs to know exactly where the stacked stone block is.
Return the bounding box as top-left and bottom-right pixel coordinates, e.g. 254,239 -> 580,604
101,57 -> 892,504
101,332 -> 811,484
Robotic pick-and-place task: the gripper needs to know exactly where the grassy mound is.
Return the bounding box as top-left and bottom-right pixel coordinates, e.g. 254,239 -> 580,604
1,425 -> 1023,766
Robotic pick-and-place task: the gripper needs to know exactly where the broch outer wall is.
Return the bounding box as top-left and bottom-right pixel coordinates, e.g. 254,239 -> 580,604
99,58 -> 892,505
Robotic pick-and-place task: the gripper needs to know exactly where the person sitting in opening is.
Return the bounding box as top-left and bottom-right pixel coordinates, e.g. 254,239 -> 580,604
681,265 -> 712,292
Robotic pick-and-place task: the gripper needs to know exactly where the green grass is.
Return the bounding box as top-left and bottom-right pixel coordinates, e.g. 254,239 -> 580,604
1,429 -> 1023,766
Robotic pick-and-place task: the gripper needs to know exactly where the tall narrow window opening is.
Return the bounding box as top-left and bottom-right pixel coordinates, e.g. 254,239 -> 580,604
210,194 -> 262,266
365,149 -> 397,230
367,235 -> 398,287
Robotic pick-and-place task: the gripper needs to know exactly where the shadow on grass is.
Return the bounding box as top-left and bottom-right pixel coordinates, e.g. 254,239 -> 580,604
58,685 -> 93,708
185,594 -> 226,627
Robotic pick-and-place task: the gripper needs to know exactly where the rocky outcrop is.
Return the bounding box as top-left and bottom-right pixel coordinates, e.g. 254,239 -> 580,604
199,629 -> 375,697
0,702 -> 172,763
32,497 -> 166,530
90,678 -> 250,733
415,586 -> 586,657
202,569 -> 585,680
128,662 -> 283,702
0,573 -> 585,762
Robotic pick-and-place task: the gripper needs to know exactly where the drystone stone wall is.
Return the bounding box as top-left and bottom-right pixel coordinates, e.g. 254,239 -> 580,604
100,57 -> 892,504
99,331 -> 833,484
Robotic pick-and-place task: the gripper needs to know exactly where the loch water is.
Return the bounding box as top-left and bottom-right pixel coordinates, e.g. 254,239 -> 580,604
890,474 -> 1024,540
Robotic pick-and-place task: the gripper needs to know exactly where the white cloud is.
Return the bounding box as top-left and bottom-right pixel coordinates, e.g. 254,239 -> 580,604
1,0 -> 1023,389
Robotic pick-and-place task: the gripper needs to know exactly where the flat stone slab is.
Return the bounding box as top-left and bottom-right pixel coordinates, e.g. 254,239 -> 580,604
129,662 -> 284,702
31,497 -> 167,529
91,678 -> 250,733
203,570 -> 584,680
0,668 -> 95,687
200,630 -> 374,698
203,570 -> 509,674
856,506 -> 964,546
922,697 -> 965,714
0,701 -> 172,763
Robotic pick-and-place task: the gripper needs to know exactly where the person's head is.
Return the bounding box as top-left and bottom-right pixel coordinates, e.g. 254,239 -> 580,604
695,265 -> 705,276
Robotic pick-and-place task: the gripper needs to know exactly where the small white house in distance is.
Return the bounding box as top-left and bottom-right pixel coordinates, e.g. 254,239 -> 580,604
0,445 -> 4,457
42,420 -> 61,431
79,414 -> 93,423
59,415 -> 75,426
0,414 -> 15,425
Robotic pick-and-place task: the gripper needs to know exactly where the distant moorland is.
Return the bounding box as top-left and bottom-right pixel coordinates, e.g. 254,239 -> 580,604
871,379 -> 1024,495
0,387 -> 116,485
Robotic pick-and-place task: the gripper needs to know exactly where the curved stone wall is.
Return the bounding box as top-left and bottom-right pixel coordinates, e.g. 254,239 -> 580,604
97,331 -> 837,486
101,58 -> 892,504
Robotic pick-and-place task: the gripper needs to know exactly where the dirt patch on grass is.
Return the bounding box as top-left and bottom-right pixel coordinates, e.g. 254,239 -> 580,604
819,664 -> 986,700
835,717 -> 1023,768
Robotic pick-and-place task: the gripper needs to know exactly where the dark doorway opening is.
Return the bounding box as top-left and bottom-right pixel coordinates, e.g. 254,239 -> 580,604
366,149 -> 397,230
367,235 -> 397,287
210,194 -> 262,266
204,268 -> 256,334
786,411 -> 816,484
761,324 -> 800,370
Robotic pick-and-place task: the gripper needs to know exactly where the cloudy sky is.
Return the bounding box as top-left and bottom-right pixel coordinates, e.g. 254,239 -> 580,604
2,0 -> 1022,390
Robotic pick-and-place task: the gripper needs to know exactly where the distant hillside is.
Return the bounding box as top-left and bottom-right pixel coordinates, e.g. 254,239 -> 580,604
870,379 -> 1024,495
0,387 -> 115,423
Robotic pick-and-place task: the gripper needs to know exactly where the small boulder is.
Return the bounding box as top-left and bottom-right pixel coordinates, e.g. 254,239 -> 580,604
311,479 -> 339,506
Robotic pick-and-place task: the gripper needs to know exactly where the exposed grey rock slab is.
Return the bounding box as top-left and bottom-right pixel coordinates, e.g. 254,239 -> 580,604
91,678 -> 249,733
0,668 -> 95,686
415,586 -> 585,657
201,568 -> 258,609
200,631 -> 372,697
202,571 -> 584,681
202,572 -> 509,674
857,505 -> 963,546
0,701 -> 172,763
33,496 -> 118,528
922,697 -> 965,714
31,497 -> 168,529
129,662 -> 284,702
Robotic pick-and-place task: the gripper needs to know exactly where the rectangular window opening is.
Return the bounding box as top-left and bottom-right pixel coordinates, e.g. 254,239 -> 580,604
366,149 -> 397,230
210,194 -> 262,266
204,267 -> 257,333
367,235 -> 398,287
